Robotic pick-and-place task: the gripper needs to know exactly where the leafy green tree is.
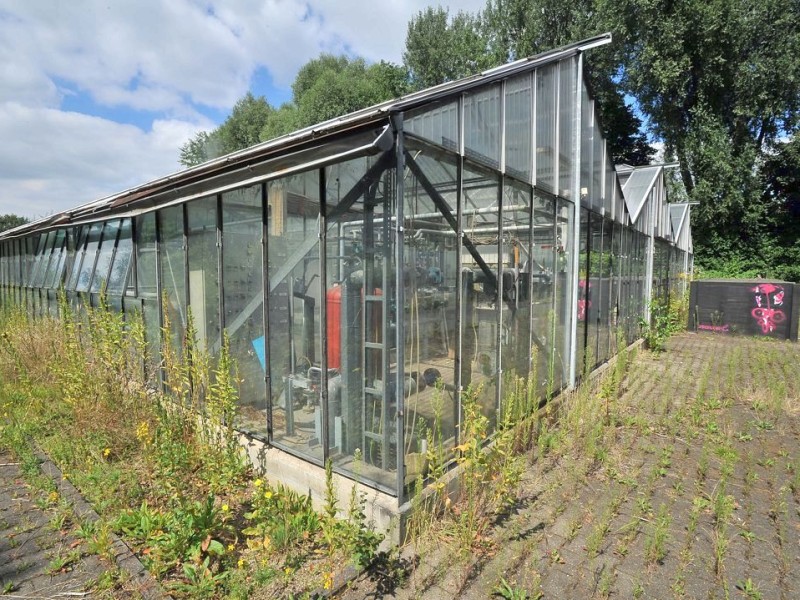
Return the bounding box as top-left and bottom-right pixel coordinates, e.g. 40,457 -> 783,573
602,0 -> 800,272
217,93 -> 274,153
180,57 -> 408,167
290,56 -> 409,128
760,135 -> 800,280
179,130 -> 222,167
404,7 -> 487,89
180,93 -> 271,167
0,214 -> 28,233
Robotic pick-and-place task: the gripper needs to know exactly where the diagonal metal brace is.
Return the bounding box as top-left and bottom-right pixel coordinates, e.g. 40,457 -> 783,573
404,150 -> 497,293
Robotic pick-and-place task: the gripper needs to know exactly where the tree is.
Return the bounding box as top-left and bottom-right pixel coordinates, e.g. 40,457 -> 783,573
760,135 -> 800,280
0,214 -> 28,233
404,7 -> 487,89
180,57 -> 408,167
217,93 -> 274,153
179,130 -> 222,167
601,0 -> 800,272
289,56 -> 409,128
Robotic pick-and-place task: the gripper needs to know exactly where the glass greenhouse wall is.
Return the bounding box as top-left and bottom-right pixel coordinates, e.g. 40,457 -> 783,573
0,35 -> 693,503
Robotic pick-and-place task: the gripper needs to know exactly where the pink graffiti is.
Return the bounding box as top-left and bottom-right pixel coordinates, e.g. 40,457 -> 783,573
578,280 -> 592,321
751,284 -> 787,334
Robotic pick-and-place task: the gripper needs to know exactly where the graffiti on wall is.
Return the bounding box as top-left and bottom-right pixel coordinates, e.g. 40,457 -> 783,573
578,280 -> 592,321
751,283 -> 786,334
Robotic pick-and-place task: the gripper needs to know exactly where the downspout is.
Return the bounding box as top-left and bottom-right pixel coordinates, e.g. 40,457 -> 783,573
568,54 -> 583,389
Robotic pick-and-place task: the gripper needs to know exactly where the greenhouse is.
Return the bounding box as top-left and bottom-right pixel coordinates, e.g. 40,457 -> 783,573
0,34 -> 692,521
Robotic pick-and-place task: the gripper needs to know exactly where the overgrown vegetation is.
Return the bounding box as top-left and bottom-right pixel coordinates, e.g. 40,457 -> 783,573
0,296 -> 381,598
641,290 -> 688,352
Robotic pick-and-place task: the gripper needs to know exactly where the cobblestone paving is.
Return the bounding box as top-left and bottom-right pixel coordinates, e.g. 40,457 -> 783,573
0,451 -> 114,598
0,450 -> 163,599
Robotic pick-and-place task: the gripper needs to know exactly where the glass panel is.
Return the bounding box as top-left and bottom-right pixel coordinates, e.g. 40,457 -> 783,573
501,180 -> 535,394
66,226 -> 89,291
75,223 -> 103,292
464,85 -> 501,169
31,232 -> 54,288
187,197 -> 220,352
142,296 -> 161,372
22,236 -> 36,286
529,192 -> 556,394
405,101 -> 459,151
402,145 -> 459,490
462,161 -> 500,432
135,213 -> 158,297
268,170 -> 323,462
90,220 -> 121,293
325,155 -> 396,487
609,221 -> 622,354
535,64 -> 557,192
580,81 -> 594,210
159,205 -> 187,351
558,57 -> 576,200
587,212 -> 602,367
505,74 -> 532,182
221,186 -> 266,438
43,229 -> 67,289
594,122 -> 605,214
107,219 -> 133,296
597,218 -> 613,363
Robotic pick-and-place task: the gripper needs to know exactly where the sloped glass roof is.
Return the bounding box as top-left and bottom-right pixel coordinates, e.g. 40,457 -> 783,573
620,165 -> 661,224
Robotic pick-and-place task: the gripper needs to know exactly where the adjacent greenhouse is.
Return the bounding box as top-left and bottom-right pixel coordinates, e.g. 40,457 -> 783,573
0,35 -> 692,525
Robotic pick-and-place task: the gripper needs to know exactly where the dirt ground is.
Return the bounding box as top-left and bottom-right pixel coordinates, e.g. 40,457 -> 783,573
339,332 -> 800,600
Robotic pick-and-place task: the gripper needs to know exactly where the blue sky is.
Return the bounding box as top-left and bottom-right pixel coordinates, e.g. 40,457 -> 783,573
0,0 -> 485,219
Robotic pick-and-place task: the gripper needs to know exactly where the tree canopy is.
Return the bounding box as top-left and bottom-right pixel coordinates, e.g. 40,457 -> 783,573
179,57 -> 407,168
601,0 -> 800,276
0,214 -> 28,233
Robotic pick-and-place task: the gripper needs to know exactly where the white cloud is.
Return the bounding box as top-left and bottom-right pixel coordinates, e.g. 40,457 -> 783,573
0,0 -> 491,217
0,102 -> 208,218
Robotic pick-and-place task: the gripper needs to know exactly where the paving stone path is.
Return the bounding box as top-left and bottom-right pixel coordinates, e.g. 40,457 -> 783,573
0,451 -> 113,598
0,450 -> 162,599
339,333 -> 800,599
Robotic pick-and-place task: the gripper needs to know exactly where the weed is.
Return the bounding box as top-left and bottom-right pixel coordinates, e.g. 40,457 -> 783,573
735,578 -> 763,599
739,529 -> 756,543
644,504 -> 671,565
752,418 -> 774,431
492,577 -> 537,599
597,567 -> 614,598
46,549 -> 82,574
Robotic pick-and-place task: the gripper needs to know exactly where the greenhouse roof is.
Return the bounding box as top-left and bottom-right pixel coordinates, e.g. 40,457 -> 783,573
619,165 -> 661,225
2,34 -> 613,240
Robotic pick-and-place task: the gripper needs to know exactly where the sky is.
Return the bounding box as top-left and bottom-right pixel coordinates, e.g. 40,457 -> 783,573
0,0 -> 485,219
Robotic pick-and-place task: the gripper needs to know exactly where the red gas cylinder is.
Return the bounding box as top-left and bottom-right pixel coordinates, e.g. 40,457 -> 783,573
326,285 -> 342,370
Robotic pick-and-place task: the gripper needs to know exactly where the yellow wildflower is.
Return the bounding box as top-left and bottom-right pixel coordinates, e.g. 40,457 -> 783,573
221,503 -> 230,513
264,490 -> 273,499
227,543 -> 235,552
103,447 -> 111,458
254,478 -> 263,487
237,559 -> 245,569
